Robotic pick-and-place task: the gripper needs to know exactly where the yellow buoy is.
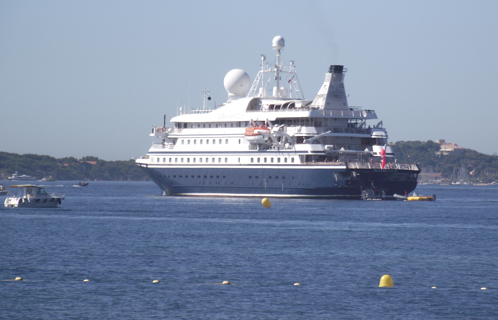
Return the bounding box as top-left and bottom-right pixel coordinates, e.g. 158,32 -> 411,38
481,287 -> 487,290
379,275 -> 393,287
222,280 -> 230,285
262,198 -> 271,208
14,277 -> 23,281
152,280 -> 159,283
83,279 -> 89,282
431,286 -> 437,289
294,283 -> 300,286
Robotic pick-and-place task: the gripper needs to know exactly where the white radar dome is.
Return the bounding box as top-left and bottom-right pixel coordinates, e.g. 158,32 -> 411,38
224,69 -> 250,100
272,36 -> 285,50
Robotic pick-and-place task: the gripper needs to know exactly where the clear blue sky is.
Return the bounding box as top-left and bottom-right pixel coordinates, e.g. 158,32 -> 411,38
1,0 -> 497,160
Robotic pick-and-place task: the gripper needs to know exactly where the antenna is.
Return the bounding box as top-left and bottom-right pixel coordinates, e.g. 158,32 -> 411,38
200,88 -> 211,110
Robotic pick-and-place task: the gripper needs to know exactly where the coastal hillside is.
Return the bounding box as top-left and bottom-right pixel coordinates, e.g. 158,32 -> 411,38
1,141 -> 497,182
0,153 -> 148,181
391,140 -> 498,184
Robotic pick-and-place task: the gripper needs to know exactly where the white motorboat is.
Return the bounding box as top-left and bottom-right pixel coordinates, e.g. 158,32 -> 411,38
4,184 -> 65,208
8,171 -> 36,180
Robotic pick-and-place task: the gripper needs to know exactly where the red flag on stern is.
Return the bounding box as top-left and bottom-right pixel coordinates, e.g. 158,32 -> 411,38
380,144 -> 386,169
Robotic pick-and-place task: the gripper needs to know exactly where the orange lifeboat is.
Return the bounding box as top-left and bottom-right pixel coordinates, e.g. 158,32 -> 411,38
244,124 -> 270,143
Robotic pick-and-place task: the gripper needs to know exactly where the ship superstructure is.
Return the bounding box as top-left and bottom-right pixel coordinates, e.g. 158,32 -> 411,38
136,36 -> 419,199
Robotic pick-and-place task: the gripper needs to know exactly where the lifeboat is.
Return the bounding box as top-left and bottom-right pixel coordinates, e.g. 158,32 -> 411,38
244,124 -> 270,144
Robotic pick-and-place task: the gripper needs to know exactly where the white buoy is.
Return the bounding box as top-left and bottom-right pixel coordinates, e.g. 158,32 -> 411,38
83,279 -> 89,282
222,280 -> 230,285
294,283 -> 300,286
14,277 -> 23,281
481,287 -> 487,290
152,280 -> 159,283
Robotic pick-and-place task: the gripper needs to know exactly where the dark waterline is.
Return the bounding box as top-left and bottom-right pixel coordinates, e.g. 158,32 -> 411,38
1,181 -> 498,319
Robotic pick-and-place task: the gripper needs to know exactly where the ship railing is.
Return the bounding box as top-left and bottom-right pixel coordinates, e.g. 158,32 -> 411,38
301,161 -> 346,166
248,106 -> 376,118
347,162 -> 419,171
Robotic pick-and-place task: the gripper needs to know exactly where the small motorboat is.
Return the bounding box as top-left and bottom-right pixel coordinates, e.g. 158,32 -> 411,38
394,193 -> 436,201
8,171 -> 36,180
73,182 -> 89,187
4,185 -> 65,208
0,184 -> 8,196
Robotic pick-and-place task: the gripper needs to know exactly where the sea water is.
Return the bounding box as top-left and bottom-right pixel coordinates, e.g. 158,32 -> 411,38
1,181 -> 497,319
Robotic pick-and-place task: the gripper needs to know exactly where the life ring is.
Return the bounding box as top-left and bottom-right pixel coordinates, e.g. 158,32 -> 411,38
162,127 -> 166,133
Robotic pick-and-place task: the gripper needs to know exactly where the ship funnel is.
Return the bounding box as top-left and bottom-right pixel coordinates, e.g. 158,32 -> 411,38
310,65 -> 349,110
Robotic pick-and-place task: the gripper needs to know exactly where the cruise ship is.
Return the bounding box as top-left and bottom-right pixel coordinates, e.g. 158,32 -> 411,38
136,36 -> 419,199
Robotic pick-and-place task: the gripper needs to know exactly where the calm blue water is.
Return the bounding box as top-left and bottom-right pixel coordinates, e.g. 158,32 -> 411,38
1,181 -> 498,319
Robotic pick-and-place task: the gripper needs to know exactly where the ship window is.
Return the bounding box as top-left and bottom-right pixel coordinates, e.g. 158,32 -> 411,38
213,139 -> 215,144
264,158 -> 267,163
179,175 -> 182,178
163,158 -> 166,163
209,124 -> 211,128
238,122 -> 241,127
251,158 -> 254,163
181,158 -> 184,163
249,176 -> 252,178
182,140 -> 184,144
188,140 -> 190,144
239,139 -> 241,144
212,158 -> 215,163
225,124 -> 227,127
194,140 -> 197,144
225,158 -> 228,163
204,175 -> 207,178
225,139 -> 228,144
217,175 -> 220,178
210,175 -> 213,178
223,175 -> 226,178
206,139 -> 209,144
291,158 -> 295,163
219,139 -> 222,144
283,176 -> 285,179
255,176 -> 259,179
175,158 -> 178,163
156,158 -> 159,163
169,158 -> 172,163
277,158 -> 281,163
218,158 -> 221,163
193,158 -> 196,163
206,158 -> 209,163
187,158 -> 190,163
275,176 -> 279,179
198,175 -> 201,178
284,158 -> 288,163
199,158 -> 202,163
271,158 -> 274,163
231,123 -> 233,127
203,124 -> 205,128
269,176 -> 272,179
200,139 -> 203,144
257,158 -> 260,163
173,175 -> 176,178
238,158 -> 240,163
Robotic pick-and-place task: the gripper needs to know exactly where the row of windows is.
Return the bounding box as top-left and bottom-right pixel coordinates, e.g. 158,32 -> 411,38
155,157 -> 296,164
181,139 -> 240,145
162,174 -> 292,180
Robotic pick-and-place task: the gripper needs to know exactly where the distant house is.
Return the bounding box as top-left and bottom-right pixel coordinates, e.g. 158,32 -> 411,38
436,139 -> 465,156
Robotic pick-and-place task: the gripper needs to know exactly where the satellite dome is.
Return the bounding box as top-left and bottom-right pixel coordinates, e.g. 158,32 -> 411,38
272,36 -> 285,50
224,69 -> 250,100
